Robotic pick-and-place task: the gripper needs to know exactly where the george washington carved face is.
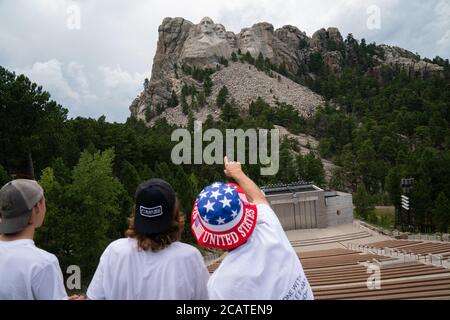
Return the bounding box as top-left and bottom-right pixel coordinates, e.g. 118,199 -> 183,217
181,17 -> 233,62
199,17 -> 215,36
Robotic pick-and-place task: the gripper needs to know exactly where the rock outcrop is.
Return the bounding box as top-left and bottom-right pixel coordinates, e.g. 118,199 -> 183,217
378,45 -> 444,78
130,16 -> 444,124
144,63 -> 324,126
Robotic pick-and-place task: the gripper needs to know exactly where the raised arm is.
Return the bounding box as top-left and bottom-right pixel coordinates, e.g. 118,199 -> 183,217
224,156 -> 269,206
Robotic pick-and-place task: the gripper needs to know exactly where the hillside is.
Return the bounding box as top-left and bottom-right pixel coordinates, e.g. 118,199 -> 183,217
129,16 -> 444,125
140,62 -> 323,127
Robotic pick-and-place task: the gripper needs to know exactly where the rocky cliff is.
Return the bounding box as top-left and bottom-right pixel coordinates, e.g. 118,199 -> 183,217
130,17 -> 444,125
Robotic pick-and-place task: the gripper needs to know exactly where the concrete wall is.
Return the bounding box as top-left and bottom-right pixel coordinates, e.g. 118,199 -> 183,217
266,187 -> 327,231
265,187 -> 353,231
324,191 -> 354,227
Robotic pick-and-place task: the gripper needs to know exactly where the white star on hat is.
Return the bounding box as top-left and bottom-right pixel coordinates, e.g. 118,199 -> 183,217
203,200 -> 215,213
210,190 -> 222,200
231,210 -> 238,218
203,215 -> 210,223
219,196 -> 232,208
217,217 -> 225,224
199,191 -> 209,199
212,182 -> 221,188
224,186 -> 234,195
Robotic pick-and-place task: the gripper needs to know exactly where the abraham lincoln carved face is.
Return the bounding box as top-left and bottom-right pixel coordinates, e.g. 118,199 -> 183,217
239,28 -> 258,55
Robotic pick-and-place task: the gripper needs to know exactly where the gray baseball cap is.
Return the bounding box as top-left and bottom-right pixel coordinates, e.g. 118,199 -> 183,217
0,179 -> 44,234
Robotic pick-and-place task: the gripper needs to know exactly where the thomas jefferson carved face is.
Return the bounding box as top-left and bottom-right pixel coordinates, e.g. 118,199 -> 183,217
199,17 -> 214,36
214,24 -> 226,39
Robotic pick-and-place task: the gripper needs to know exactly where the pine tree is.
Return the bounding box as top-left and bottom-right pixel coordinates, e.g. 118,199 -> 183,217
168,90 -> 179,108
0,165 -> 10,186
297,153 -> 325,186
231,52 -> 238,62
216,85 -> 229,108
433,193 -> 450,233
203,76 -> 213,96
119,160 -> 141,196
256,53 -> 265,71
197,91 -> 206,108
145,105 -> 153,122
221,101 -> 239,122
181,95 -> 189,115
354,184 -> 374,220
278,62 -> 288,76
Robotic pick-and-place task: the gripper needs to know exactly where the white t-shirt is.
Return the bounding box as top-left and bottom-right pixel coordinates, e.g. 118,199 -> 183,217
207,204 -> 314,300
87,238 -> 210,300
0,239 -> 68,300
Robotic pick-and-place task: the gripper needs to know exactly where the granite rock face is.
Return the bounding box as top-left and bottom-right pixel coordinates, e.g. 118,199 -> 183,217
378,45 -> 444,78
130,16 -> 444,124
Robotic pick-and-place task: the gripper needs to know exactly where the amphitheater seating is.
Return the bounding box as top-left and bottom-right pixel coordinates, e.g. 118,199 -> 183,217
207,247 -> 450,299
304,263 -> 450,287
312,276 -> 450,300
364,240 -> 450,258
298,248 -> 450,300
363,240 -> 423,249
299,252 -> 392,269
290,231 -> 372,248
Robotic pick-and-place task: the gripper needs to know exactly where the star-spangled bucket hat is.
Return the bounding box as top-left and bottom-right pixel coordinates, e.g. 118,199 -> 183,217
191,182 -> 258,251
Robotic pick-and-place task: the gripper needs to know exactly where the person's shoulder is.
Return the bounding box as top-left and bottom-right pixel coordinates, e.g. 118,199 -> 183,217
170,242 -> 203,260
256,203 -> 276,220
256,203 -> 273,212
104,238 -> 136,255
31,246 -> 59,266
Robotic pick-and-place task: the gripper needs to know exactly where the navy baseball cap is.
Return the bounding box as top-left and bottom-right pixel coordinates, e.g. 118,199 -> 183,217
134,179 -> 176,235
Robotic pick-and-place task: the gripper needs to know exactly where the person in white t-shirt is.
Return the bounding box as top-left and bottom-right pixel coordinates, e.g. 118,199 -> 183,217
191,157 -> 314,300
0,179 -> 68,300
86,179 -> 209,300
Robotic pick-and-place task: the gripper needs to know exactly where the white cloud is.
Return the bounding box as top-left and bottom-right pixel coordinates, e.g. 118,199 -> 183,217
99,65 -> 144,91
18,59 -> 81,102
15,59 -> 147,122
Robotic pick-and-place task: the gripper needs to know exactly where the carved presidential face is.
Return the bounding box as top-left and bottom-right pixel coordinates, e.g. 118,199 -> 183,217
199,17 -> 214,36
241,29 -> 255,47
214,24 -> 226,39
226,31 -> 237,47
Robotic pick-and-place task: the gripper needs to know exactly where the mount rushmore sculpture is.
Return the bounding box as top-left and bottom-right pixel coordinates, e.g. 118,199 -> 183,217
130,16 -> 443,123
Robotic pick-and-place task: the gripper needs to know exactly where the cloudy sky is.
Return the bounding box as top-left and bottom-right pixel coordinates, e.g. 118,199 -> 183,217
0,0 -> 448,122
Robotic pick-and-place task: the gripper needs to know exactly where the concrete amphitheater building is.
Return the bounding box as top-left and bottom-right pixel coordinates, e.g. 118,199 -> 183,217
261,182 -> 354,231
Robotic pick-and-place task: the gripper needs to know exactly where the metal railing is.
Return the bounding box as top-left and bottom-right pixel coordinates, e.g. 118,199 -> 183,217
203,252 -> 224,266
408,233 -> 450,242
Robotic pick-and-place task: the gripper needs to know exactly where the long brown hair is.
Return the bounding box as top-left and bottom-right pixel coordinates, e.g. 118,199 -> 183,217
125,198 -> 185,252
